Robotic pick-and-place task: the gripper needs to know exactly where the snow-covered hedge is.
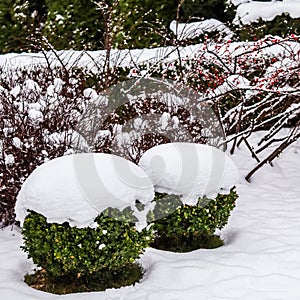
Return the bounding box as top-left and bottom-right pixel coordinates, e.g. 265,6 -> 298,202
17,153 -> 155,289
237,13 -> 300,41
15,153 -> 155,228
139,143 -> 239,251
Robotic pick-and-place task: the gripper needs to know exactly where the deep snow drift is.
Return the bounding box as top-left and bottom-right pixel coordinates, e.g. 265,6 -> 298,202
1,131 -> 300,299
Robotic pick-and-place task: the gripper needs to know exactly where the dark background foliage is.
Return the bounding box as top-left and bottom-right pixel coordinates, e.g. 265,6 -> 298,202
0,0 -> 238,52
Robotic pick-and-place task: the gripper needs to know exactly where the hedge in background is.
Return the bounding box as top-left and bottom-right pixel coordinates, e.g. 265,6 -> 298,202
44,0 -> 104,50
181,0 -> 236,23
237,13 -> 300,41
113,0 -> 177,49
0,0 -> 46,53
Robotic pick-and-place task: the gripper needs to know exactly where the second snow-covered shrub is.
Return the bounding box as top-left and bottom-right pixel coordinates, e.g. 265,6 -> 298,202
138,143 -> 239,251
149,188 -> 238,252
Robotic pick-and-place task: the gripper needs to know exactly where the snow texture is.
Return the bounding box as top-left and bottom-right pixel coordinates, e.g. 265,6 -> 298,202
234,0 -> 300,24
169,19 -> 233,40
139,143 -> 239,205
4,154 -> 15,165
83,88 -> 98,100
212,74 -> 251,97
1,37 -> 300,74
1,131 -> 300,299
15,153 -> 154,230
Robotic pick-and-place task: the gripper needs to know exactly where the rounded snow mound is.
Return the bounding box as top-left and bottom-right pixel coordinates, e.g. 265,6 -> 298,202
15,153 -> 154,230
138,143 -> 239,205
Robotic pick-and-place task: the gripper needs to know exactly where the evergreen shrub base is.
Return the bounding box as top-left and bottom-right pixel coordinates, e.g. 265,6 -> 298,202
21,209 -> 153,294
151,234 -> 223,252
24,263 -> 143,295
149,189 -> 238,252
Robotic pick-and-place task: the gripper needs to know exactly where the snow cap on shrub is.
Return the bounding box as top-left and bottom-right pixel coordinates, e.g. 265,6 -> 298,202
138,143 -> 239,205
15,153 -> 154,230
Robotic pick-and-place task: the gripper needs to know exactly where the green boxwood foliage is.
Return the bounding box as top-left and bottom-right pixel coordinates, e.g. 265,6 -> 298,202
21,209 -> 153,280
149,188 -> 238,251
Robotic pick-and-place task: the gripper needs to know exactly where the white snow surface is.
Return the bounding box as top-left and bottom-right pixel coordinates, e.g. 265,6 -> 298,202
1,131 -> 300,299
0,38 -> 300,75
212,74 -> 251,97
138,143 -> 239,205
169,19 -> 233,40
15,153 -> 154,230
234,0 -> 300,24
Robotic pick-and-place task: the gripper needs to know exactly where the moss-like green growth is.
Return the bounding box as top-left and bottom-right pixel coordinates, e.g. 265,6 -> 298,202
151,234 -> 224,252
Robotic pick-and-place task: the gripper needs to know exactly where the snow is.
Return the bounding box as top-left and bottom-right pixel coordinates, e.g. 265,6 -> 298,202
4,154 -> 15,165
234,0 -> 300,24
0,47 -> 200,72
212,74 -> 251,97
159,112 -> 170,130
83,88 -> 98,100
15,153 -> 154,230
12,137 -> 22,148
23,79 -> 41,93
169,19 -> 233,41
1,131 -> 300,299
27,109 -> 43,122
0,38 -> 299,77
138,143 -> 239,205
44,130 -> 88,150
10,86 -> 21,98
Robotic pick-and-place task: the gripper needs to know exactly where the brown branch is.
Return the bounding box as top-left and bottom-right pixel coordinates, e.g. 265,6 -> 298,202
242,137 -> 260,163
245,130 -> 300,181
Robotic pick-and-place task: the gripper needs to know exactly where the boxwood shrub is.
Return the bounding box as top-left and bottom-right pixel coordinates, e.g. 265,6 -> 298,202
21,208 -> 154,290
149,188 -> 238,252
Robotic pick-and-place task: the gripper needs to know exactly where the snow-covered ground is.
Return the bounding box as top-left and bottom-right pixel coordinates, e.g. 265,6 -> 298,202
1,131 -> 300,299
1,2 -> 300,298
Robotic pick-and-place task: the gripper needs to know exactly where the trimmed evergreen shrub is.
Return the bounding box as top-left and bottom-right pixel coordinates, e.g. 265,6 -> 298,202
21,209 -> 153,284
149,188 -> 238,252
